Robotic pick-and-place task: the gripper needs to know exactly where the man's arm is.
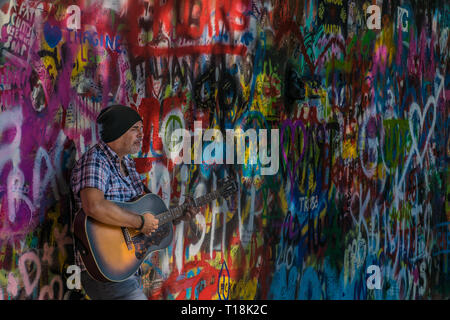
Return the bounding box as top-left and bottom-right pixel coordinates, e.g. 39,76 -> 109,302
80,187 -> 159,234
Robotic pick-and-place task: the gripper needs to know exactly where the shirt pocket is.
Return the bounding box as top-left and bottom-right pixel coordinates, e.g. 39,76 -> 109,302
106,181 -> 139,202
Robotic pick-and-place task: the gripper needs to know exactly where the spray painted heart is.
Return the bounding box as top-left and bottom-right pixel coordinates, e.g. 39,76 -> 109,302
43,22 -> 62,48
395,74 -> 444,192
408,97 -> 436,166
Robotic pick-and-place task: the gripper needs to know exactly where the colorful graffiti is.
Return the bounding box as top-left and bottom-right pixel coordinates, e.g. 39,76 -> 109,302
0,0 -> 448,300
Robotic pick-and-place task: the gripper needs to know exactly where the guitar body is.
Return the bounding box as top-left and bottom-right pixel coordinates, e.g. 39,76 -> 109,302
74,193 -> 173,282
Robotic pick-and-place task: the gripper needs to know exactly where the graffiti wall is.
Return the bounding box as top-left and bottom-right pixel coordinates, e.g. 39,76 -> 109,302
0,0 -> 448,300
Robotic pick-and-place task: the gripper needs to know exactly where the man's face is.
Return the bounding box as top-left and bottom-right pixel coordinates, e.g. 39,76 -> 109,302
118,121 -> 144,155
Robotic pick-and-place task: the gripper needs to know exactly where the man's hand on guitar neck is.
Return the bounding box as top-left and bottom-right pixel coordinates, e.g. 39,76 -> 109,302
174,196 -> 198,225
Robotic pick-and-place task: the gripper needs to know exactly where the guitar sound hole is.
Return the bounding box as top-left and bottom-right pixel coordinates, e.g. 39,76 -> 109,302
132,223 -> 171,260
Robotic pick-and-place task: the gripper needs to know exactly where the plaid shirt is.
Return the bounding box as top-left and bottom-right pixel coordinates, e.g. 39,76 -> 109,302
70,139 -> 147,271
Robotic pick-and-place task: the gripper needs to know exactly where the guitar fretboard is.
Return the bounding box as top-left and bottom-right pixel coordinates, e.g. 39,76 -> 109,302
157,190 -> 222,225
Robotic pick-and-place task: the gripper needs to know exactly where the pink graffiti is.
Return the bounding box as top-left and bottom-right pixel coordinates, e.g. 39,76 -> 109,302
7,272 -> 19,297
372,45 -> 388,78
53,225 -> 72,258
42,243 -> 54,265
18,251 -> 41,297
38,276 -> 63,300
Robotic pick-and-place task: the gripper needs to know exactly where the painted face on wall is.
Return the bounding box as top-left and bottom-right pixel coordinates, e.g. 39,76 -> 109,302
31,80 -> 46,112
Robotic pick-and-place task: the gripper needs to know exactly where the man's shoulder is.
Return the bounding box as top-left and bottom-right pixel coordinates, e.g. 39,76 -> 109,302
75,143 -> 108,166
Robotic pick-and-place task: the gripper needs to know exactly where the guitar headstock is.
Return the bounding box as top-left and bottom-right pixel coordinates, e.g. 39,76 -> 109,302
219,177 -> 238,198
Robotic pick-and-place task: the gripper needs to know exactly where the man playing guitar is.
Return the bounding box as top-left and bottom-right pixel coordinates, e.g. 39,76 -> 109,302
70,104 -> 197,300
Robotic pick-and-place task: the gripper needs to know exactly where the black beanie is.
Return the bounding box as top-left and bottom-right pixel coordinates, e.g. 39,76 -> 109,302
96,105 -> 143,143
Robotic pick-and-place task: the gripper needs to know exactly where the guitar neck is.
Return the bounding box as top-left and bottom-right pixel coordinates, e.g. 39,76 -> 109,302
157,190 -> 222,225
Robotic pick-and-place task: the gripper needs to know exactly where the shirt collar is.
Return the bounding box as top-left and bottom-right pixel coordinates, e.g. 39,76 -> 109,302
98,139 -> 120,163
98,140 -> 132,166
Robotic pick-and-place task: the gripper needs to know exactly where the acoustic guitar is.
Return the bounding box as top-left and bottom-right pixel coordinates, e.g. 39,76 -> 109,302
73,177 -> 237,282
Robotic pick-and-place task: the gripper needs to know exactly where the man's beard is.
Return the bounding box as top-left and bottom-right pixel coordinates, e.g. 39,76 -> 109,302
130,141 -> 142,154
